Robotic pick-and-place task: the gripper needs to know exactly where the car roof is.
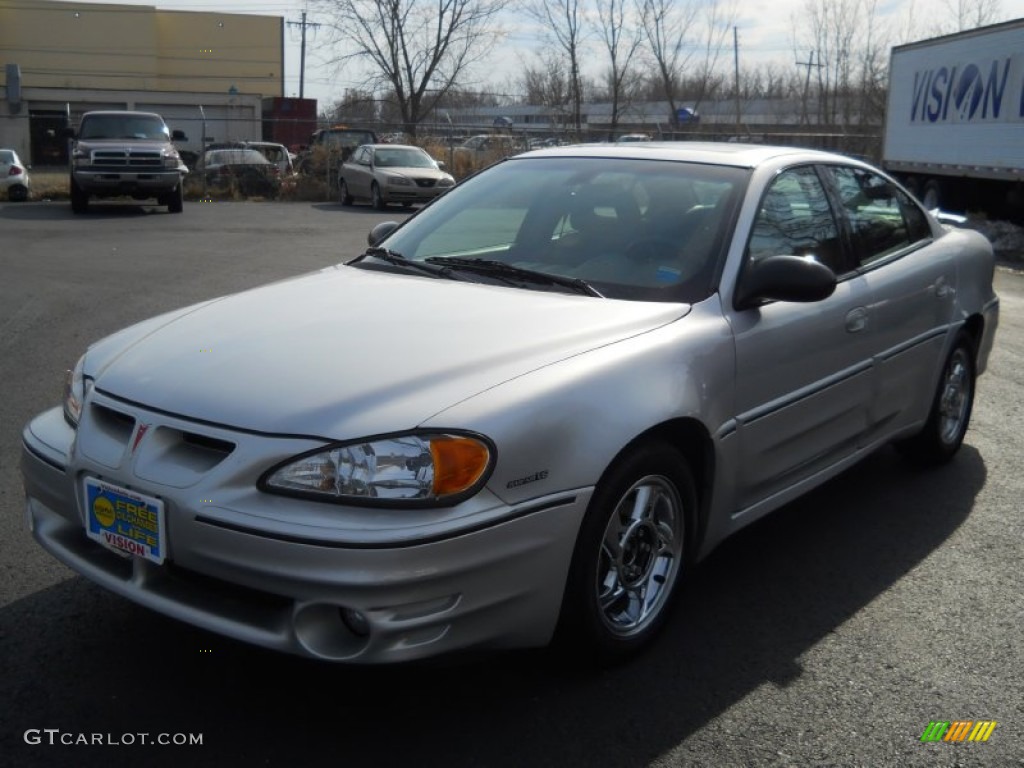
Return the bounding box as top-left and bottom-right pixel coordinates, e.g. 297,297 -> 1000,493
363,144 -> 426,151
515,141 -> 861,170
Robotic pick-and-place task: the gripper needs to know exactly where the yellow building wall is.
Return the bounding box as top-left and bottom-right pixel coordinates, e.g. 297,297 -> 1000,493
0,0 -> 282,97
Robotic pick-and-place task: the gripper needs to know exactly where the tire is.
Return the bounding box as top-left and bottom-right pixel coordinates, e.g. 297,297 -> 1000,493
339,179 -> 353,206
371,182 -> 387,210
898,332 -> 976,466
921,179 -> 942,210
167,182 -> 184,213
70,177 -> 89,214
556,441 -> 695,663
8,185 -> 28,202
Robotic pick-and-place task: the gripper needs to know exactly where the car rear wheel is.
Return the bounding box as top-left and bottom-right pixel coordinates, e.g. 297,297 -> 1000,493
557,441 -> 694,662
70,178 -> 89,214
371,182 -> 387,210
339,180 -> 353,206
898,332 -> 976,465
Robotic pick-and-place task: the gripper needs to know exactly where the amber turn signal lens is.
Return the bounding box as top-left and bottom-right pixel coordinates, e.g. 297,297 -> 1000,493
430,436 -> 491,497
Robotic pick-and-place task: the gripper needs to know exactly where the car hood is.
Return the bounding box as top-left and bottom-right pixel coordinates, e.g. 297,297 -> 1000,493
91,266 -> 689,438
77,139 -> 175,153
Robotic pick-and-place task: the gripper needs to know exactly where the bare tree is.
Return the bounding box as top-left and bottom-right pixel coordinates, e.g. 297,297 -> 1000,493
522,0 -> 587,136
638,0 -> 733,125
936,0 -> 1003,33
595,0 -> 643,135
315,0 -> 509,136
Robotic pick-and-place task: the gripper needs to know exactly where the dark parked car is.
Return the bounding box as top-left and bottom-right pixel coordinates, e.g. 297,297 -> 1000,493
200,148 -> 281,198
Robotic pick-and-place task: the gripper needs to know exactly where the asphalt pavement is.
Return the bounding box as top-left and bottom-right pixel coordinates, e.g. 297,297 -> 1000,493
1,200 -> 1021,768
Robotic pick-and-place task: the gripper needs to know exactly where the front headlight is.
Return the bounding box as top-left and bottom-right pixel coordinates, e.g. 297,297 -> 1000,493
260,432 -> 494,507
162,150 -> 181,168
437,176 -> 455,188
63,354 -> 90,427
71,150 -> 89,167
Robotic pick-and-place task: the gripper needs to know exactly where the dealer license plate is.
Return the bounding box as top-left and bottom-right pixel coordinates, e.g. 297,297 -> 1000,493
84,478 -> 166,564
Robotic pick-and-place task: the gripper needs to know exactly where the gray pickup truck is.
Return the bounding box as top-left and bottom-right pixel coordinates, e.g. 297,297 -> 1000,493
67,111 -> 189,214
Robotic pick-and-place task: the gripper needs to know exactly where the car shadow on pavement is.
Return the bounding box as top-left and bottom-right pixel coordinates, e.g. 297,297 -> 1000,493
0,446 -> 986,768
0,202 -> 168,221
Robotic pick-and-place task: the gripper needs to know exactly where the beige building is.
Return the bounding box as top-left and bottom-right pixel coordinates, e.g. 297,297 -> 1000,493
0,0 -> 284,164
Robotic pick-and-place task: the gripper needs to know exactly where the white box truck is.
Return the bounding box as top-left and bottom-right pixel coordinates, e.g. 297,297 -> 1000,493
882,19 -> 1023,217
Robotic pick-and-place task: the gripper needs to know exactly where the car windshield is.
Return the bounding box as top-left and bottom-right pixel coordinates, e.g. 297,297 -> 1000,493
79,115 -> 170,141
374,148 -> 436,168
378,156 -> 748,303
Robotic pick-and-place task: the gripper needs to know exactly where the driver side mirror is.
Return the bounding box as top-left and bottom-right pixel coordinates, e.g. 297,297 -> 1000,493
734,254 -> 836,310
171,129 -> 187,141
368,221 -> 400,246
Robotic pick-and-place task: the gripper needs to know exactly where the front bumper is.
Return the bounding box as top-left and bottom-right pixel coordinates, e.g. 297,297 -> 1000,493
21,404 -> 590,662
73,168 -> 184,194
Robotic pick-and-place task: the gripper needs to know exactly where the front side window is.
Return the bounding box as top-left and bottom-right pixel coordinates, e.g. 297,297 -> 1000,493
746,166 -> 844,274
825,165 -> 931,267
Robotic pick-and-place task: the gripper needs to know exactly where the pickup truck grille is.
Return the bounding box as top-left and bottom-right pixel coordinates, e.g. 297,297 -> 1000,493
91,149 -> 163,168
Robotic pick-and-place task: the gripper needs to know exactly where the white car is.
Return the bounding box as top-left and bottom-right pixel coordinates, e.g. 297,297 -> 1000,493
0,148 -> 30,201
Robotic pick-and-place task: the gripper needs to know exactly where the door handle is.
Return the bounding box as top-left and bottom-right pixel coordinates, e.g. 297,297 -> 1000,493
933,276 -> 954,299
845,307 -> 868,333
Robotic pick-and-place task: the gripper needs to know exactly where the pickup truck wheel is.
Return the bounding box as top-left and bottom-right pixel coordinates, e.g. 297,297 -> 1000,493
167,182 -> 184,213
897,332 -> 976,466
371,182 -> 387,210
339,180 -> 353,206
70,178 -> 89,214
556,441 -> 694,663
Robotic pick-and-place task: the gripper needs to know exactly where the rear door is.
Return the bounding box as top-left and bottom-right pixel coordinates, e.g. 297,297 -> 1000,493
820,164 -> 956,440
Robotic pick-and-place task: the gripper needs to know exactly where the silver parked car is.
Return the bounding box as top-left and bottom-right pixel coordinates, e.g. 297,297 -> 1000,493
0,148 -> 30,201
21,143 -> 999,664
338,144 -> 455,209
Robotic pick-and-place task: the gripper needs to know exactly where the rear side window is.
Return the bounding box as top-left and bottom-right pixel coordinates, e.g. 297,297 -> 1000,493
825,166 -> 932,267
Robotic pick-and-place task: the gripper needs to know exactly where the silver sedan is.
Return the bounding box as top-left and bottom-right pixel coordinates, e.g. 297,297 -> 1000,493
338,144 -> 455,209
21,143 -> 999,663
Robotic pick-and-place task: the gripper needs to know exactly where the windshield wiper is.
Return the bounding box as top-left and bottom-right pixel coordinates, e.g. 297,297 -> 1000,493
350,247 -> 456,280
424,257 -> 603,297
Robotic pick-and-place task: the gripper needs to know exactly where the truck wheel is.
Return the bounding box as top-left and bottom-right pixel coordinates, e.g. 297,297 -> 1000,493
921,180 -> 942,210
167,183 -> 184,213
70,178 -> 89,214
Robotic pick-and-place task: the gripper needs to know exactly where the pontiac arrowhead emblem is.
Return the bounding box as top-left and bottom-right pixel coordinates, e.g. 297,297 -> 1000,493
130,423 -> 150,456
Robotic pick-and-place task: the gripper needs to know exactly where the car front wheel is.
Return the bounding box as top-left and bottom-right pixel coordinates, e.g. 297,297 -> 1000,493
898,332 -> 976,465
371,182 -> 387,210
557,441 -> 694,662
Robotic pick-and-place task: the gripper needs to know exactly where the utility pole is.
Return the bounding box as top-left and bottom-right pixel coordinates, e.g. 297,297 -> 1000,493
733,26 -> 741,135
795,50 -> 824,125
287,11 -> 320,98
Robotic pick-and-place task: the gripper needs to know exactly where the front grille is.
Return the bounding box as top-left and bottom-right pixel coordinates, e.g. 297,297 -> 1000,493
91,149 -> 163,169
414,178 -> 437,188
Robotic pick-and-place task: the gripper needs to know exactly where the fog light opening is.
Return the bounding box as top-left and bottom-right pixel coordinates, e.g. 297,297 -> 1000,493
339,607 -> 370,638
